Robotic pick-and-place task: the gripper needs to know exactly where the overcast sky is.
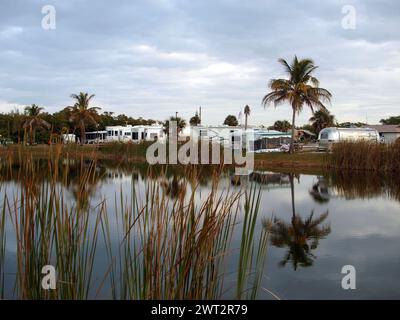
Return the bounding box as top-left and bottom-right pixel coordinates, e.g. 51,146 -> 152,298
0,0 -> 399,126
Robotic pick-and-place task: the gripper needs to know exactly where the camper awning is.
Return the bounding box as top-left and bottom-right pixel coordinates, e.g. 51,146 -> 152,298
252,130 -> 291,140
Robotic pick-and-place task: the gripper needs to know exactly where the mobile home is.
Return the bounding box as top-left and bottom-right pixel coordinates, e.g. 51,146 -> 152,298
191,126 -> 244,149
363,125 -> 400,144
105,125 -> 165,143
318,127 -> 380,151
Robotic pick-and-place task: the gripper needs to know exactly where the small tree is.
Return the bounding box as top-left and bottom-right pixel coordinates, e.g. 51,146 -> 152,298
163,116 -> 187,137
309,109 -> 335,134
270,120 -> 291,132
223,115 -> 238,126
189,112 -> 201,126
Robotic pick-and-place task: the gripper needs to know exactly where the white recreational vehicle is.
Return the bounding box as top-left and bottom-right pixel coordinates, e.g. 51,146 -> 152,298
105,125 -> 165,142
191,126 -> 244,149
191,126 -> 291,151
318,127 -> 380,151
83,125 -> 165,144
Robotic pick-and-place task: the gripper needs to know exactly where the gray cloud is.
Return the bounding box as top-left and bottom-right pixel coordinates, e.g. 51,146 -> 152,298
0,0 -> 399,125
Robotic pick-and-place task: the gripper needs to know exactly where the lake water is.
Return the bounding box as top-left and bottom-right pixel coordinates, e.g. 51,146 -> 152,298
1,161 -> 400,299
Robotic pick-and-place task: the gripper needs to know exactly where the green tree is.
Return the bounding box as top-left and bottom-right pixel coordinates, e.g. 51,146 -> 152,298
270,120 -> 291,132
309,109 -> 336,134
23,104 -> 51,145
68,92 -> 100,144
337,122 -> 365,128
379,116 -> 400,125
262,56 -> 331,153
244,105 -> 251,130
223,115 -> 238,126
163,116 -> 187,136
189,112 -> 201,126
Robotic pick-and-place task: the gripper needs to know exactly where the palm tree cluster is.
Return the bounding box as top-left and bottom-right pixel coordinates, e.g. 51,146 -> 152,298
21,93 -> 99,145
1,92 -> 158,145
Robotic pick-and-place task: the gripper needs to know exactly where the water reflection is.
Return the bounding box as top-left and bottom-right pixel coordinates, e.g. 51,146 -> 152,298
2,157 -> 400,299
3,157 -> 400,204
250,171 -> 291,188
309,171 -> 400,203
269,174 -> 331,270
309,177 -> 330,203
161,176 -> 186,198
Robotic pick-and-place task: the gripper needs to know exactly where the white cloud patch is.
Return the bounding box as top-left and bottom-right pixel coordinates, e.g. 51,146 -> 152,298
0,101 -> 26,113
0,26 -> 23,39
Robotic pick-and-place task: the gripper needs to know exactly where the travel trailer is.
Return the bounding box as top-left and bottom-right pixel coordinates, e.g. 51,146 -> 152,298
191,126 -> 291,152
318,127 -> 380,151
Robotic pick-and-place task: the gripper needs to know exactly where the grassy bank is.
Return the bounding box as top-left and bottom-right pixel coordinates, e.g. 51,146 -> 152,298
254,152 -> 326,174
0,143 -> 328,174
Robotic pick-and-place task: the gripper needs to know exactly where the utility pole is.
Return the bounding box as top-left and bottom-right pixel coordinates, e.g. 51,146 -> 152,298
199,106 -> 202,124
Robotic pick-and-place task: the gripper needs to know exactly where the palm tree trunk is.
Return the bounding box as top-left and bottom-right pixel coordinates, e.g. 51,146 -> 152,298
32,128 -> 36,145
80,122 -> 85,145
290,108 -> 296,154
29,126 -> 33,145
289,173 -> 296,219
245,115 -> 248,130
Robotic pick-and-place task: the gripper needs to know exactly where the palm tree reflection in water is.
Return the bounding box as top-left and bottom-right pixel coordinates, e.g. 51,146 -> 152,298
267,174 -> 331,270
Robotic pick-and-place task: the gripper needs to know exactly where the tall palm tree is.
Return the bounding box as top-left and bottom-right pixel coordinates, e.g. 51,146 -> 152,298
244,105 -> 250,130
23,104 -> 51,145
262,56 -> 332,153
68,92 -> 100,144
309,109 -> 336,135
266,174 -> 331,270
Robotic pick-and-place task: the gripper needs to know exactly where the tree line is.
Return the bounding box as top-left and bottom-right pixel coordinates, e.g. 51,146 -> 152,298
0,92 -> 157,144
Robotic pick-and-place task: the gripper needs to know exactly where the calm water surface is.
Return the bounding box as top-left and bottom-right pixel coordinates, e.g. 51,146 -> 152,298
1,162 -> 400,299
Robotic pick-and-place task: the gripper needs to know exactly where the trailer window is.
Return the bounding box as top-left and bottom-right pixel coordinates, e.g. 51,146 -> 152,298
320,133 -> 328,139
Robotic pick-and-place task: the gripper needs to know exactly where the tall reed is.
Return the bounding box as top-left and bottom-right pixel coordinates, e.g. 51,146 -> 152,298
236,185 -> 271,299
0,144 -> 271,300
328,140 -> 400,172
